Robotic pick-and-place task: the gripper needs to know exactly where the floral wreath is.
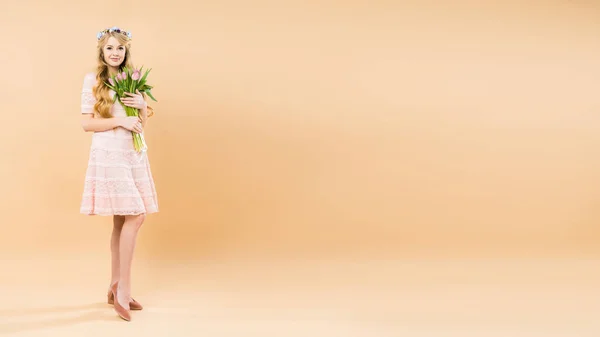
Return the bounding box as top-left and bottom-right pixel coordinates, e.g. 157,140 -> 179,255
97,26 -> 132,40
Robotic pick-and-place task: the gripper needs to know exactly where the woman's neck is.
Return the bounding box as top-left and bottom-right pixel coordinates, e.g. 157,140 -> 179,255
108,66 -> 120,76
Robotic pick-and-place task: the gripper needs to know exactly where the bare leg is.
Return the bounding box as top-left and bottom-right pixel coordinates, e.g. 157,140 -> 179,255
109,215 -> 125,289
116,213 -> 145,309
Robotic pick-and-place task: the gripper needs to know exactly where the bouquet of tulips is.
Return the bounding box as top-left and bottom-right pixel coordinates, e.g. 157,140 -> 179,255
105,66 -> 157,152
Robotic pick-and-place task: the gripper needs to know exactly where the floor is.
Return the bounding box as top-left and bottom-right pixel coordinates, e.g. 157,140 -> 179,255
1,254 -> 599,336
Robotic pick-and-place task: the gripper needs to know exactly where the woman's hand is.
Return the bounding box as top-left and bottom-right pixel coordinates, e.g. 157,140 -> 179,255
120,116 -> 144,134
121,90 -> 147,111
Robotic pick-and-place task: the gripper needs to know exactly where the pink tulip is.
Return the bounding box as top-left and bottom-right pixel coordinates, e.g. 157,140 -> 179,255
121,71 -> 126,79
132,71 -> 140,80
116,73 -> 122,81
109,77 -> 115,86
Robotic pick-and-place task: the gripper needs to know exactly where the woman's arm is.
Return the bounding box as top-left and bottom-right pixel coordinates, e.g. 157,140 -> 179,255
139,106 -> 149,128
121,90 -> 150,128
81,114 -> 123,132
81,114 -> 143,133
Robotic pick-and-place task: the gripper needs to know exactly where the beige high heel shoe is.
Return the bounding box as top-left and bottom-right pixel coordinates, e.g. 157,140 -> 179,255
111,283 -> 131,321
108,282 -> 143,310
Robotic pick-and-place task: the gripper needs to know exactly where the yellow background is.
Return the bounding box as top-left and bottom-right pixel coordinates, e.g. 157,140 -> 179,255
1,0 -> 599,260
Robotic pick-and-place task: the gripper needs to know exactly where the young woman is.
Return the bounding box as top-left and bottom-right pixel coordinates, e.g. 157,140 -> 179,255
79,26 -> 159,321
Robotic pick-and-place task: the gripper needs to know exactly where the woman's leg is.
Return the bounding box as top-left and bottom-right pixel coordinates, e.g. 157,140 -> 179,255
109,215 -> 125,289
116,213 -> 146,309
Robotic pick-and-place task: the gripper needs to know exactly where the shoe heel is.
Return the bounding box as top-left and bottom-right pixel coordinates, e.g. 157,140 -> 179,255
107,289 -> 114,304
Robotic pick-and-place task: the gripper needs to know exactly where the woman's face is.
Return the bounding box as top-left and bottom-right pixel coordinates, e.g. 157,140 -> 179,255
102,36 -> 126,68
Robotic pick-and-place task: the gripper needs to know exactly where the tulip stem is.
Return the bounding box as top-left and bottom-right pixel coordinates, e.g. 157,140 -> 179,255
119,98 -> 147,153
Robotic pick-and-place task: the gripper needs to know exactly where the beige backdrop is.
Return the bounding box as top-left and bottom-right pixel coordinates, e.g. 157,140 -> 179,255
1,0 -> 599,260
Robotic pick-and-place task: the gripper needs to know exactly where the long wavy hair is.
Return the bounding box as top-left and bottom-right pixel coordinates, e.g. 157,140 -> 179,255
92,32 -> 154,118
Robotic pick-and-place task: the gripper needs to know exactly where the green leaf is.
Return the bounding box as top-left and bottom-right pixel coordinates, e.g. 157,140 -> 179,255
139,68 -> 151,84
145,89 -> 158,102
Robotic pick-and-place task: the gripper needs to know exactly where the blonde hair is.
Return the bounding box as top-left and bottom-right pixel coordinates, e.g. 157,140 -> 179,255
92,32 -> 154,118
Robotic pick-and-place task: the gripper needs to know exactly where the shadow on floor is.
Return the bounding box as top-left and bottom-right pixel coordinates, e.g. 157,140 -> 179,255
0,302 -> 123,335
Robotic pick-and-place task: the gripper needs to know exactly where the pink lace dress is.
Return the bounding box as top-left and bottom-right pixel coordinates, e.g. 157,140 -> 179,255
79,72 -> 159,216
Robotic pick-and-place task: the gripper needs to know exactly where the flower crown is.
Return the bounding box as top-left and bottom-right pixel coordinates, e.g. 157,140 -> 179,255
97,26 -> 132,40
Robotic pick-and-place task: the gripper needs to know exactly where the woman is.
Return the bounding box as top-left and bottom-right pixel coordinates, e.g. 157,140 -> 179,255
79,26 -> 159,321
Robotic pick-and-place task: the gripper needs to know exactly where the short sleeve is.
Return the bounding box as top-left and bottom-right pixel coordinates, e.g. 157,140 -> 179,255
81,73 -> 97,114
